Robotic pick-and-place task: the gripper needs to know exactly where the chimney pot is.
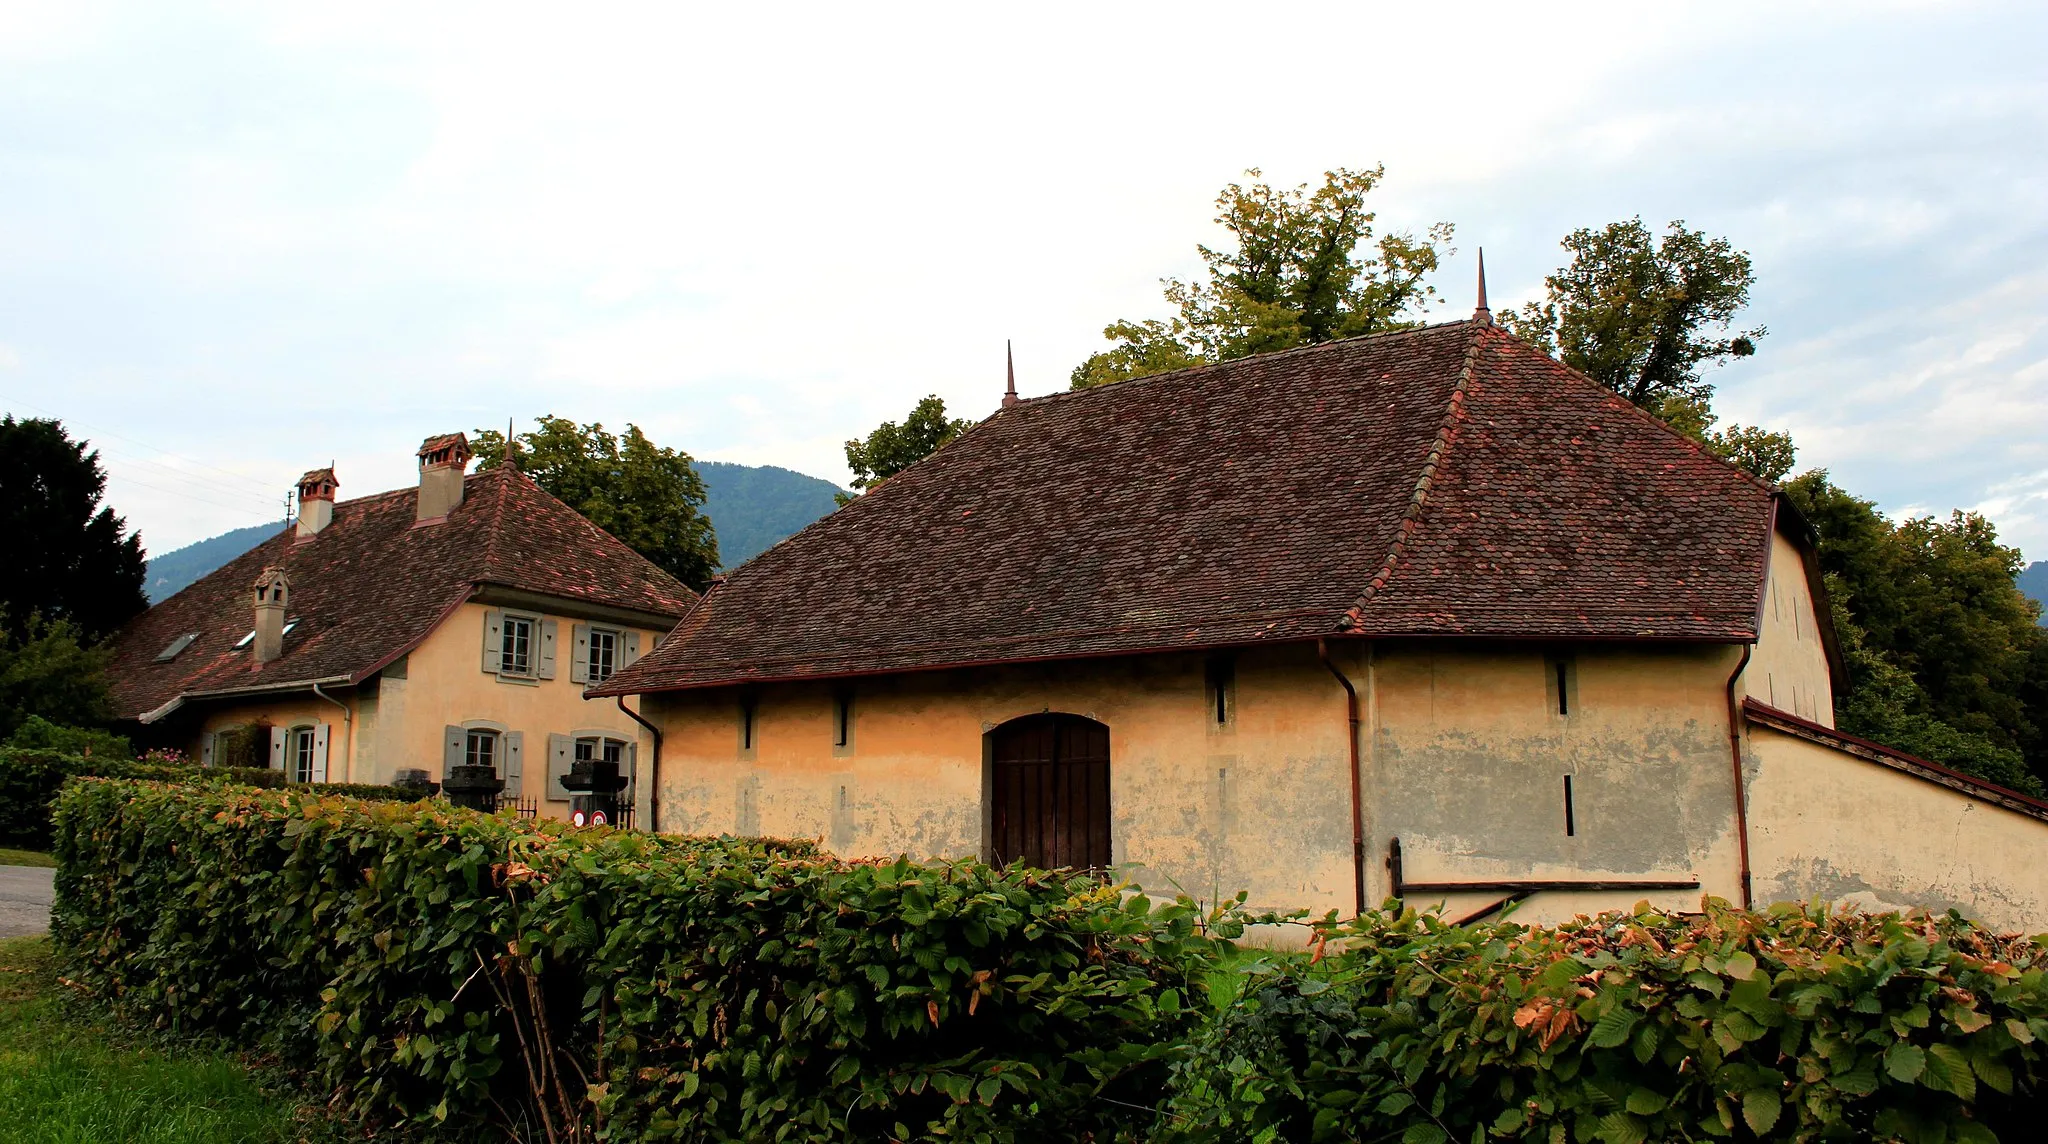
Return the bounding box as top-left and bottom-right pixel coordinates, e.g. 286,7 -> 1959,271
252,566 -> 290,665
416,432 -> 472,522
295,467 -> 338,539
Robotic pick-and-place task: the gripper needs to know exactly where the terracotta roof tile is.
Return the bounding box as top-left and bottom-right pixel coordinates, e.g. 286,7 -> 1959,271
592,321 -> 1774,695
109,466 -> 696,719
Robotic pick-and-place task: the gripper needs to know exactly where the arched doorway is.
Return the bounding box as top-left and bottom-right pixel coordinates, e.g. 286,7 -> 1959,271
987,714 -> 1111,869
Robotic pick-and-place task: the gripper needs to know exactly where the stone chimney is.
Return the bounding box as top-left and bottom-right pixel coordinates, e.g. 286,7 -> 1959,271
294,467 -> 338,539
252,566 -> 290,665
416,432 -> 472,523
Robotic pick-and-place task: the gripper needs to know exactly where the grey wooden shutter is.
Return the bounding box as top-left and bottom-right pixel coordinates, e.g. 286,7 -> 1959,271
269,726 -> 287,770
546,733 -> 573,801
624,631 -> 642,667
481,610 -> 503,673
570,624 -> 590,684
443,725 -> 465,777
504,731 -> 524,797
200,734 -> 216,766
538,620 -> 558,680
312,725 -> 331,783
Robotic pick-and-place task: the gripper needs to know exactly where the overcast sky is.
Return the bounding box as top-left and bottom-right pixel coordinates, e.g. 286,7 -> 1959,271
3,1 -> 2044,562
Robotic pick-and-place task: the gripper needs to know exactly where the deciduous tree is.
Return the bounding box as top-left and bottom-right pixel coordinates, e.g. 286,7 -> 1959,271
473,417 -> 719,590
1783,470 -> 2048,791
0,416 -> 147,643
1500,217 -> 1764,409
1071,167 -> 1453,388
0,617 -> 113,742
840,396 -> 972,502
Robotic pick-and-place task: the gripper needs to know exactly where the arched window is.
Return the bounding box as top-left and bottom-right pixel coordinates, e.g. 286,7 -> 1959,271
987,714 -> 1111,870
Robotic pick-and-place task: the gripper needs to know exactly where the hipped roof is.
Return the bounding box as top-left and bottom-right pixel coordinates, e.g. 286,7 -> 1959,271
109,465 -> 696,721
594,320 -> 1791,696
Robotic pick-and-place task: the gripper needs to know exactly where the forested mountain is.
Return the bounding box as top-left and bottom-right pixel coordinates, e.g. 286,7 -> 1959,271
2019,561 -> 2048,626
142,462 -> 843,602
143,521 -> 286,603
696,462 -> 844,569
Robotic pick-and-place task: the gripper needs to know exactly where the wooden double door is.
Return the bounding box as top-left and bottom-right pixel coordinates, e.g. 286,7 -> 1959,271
989,714 -> 1112,870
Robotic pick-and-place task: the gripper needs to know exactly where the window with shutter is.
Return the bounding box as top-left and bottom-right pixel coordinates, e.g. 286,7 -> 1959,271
538,621 -> 558,680
570,624 -> 591,684
481,610 -> 503,673
546,733 -> 573,802
504,731 -> 524,797
443,725 -> 465,777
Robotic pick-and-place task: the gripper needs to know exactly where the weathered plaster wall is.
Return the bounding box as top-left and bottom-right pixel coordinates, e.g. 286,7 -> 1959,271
647,645 -> 1358,912
180,602 -> 662,813
194,695 -> 360,776
1746,526 -> 1835,726
1745,723 -> 2048,932
1364,640 -> 1744,922
647,640 -> 1758,923
393,602 -> 663,806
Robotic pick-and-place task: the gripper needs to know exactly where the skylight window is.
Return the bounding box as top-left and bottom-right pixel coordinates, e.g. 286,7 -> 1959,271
154,633 -> 198,662
234,620 -> 299,650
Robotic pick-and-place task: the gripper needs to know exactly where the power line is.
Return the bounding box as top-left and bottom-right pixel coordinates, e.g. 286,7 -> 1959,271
0,391 -> 289,498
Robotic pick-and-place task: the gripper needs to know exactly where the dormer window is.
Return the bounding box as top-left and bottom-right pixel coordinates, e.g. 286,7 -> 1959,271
154,633 -> 198,662
235,620 -> 298,650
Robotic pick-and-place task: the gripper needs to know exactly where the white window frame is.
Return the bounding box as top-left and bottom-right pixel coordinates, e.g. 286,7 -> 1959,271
586,626 -> 620,684
289,725 -> 318,784
499,612 -> 537,677
466,728 -> 501,772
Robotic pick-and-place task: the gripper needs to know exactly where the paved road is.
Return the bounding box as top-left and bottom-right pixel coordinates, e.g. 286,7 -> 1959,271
0,866 -> 55,939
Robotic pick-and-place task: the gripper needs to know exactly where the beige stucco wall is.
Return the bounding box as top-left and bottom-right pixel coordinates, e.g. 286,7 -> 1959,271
645,640 -> 1758,925
1366,641 -> 1746,923
1745,723 -> 2048,932
181,600 -> 663,817
1745,526 -> 1835,726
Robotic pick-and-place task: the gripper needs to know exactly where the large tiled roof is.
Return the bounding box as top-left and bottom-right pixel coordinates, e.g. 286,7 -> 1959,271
592,320 -> 1778,696
109,465 -> 697,720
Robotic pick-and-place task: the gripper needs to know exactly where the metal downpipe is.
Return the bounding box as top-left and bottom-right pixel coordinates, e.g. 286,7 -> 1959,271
1724,644 -> 1756,909
1317,638 -> 1368,916
618,696 -> 663,834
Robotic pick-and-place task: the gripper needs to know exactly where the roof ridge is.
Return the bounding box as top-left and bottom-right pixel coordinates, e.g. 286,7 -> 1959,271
1340,322 -> 1490,628
994,318 -> 1477,414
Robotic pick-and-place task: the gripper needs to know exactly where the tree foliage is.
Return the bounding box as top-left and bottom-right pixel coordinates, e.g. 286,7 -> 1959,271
1071,167 -> 1453,389
1656,394 -> 1800,483
1783,471 -> 2048,792
1501,217 -> 1765,409
840,395 -> 972,502
0,617 -> 113,744
0,416 -> 147,643
472,416 -> 719,591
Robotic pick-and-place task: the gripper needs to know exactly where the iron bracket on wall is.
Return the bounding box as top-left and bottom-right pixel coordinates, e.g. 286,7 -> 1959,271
1386,836 -> 1702,926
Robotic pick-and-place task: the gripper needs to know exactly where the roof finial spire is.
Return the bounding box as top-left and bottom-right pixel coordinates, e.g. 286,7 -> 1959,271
1002,340 -> 1019,408
1473,248 -> 1492,326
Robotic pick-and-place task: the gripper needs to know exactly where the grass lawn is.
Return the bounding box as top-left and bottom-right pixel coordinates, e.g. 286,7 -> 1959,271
0,935 -> 341,1143
0,847 -> 58,868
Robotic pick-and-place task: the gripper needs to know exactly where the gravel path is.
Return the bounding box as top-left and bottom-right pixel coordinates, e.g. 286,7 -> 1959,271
0,865 -> 55,939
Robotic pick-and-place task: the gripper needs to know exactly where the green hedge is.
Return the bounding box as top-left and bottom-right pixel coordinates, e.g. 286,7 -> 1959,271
1165,902 -> 2048,1143
0,748 -> 281,847
52,778 -> 1235,1140
298,781 -> 421,802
